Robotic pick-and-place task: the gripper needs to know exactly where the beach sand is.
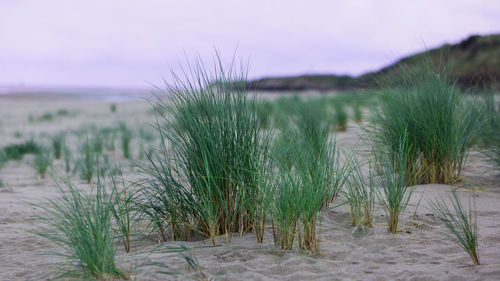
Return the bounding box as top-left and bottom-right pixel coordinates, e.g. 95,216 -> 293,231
0,95 -> 499,280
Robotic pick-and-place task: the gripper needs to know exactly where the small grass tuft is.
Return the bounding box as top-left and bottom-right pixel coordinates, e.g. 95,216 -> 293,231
430,188 -> 480,265
33,148 -> 52,179
51,133 -> 66,160
32,175 -> 127,280
376,134 -> 414,234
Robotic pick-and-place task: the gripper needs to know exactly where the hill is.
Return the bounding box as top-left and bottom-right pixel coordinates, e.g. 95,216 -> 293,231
244,34 -> 500,91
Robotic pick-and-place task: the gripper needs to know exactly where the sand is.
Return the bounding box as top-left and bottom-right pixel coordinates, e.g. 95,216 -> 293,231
0,94 -> 500,281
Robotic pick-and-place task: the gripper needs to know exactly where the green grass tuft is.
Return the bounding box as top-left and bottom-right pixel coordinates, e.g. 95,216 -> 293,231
32,148 -> 52,179
138,54 -> 271,245
430,188 -> 480,265
32,176 -> 126,280
369,57 -> 483,185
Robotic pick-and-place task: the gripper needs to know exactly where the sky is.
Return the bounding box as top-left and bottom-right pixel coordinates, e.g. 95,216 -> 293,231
1,0 -> 499,89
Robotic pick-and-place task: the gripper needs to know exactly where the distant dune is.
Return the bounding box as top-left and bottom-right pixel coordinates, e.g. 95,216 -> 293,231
243,33 -> 500,91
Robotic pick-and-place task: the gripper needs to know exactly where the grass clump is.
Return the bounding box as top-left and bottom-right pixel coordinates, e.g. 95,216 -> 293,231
1,140 -> 39,160
343,161 -> 375,229
119,123 -> 132,159
63,146 -> 72,173
32,176 -> 127,280
75,135 -> 103,184
106,164 -> 136,253
333,102 -> 348,131
38,112 -> 55,122
138,55 -> 271,245
270,134 -> 345,253
430,188 -> 480,265
51,133 -> 65,159
369,59 -> 482,185
480,92 -> 500,167
269,103 -> 349,252
376,134 -> 414,234
352,103 -> 363,123
32,148 -> 52,179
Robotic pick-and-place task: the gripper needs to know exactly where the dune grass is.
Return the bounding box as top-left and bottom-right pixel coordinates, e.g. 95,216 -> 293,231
33,176 -> 126,280
106,164 -> 136,253
430,188 -> 480,265
369,59 -> 482,185
343,161 -> 375,229
63,146 -> 72,173
333,102 -> 348,131
353,103 -> 363,123
32,148 -> 52,179
270,134 -> 347,252
1,140 -> 39,160
480,92 -> 500,167
269,101 -> 350,252
75,135 -> 104,184
138,55 -> 271,245
119,122 -> 132,159
51,133 -> 65,160
376,134 -> 414,234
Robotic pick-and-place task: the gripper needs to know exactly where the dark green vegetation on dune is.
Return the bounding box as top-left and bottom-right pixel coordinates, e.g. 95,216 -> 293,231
243,34 -> 500,91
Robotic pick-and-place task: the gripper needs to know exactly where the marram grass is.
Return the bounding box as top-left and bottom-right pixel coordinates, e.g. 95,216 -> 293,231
376,134 -> 414,234
270,114 -> 350,253
343,160 -> 375,229
369,58 -> 482,185
32,147 -> 52,179
430,188 -> 480,265
32,176 -> 127,280
138,54 -> 271,245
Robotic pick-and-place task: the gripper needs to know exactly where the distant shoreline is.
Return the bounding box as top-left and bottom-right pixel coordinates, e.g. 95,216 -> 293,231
0,87 -> 155,103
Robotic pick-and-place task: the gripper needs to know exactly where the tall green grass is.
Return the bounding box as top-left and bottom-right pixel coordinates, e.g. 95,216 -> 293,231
343,161 -> 375,229
138,55 -> 271,245
51,133 -> 65,160
369,59 -> 482,185
333,102 -> 348,131
107,164 -> 136,253
33,176 -> 126,280
480,92 -> 500,167
376,134 -> 414,234
75,135 -> 103,184
1,140 -> 39,160
63,146 -> 72,173
119,122 -> 132,159
269,110 -> 349,252
430,189 -> 480,265
32,148 -> 52,179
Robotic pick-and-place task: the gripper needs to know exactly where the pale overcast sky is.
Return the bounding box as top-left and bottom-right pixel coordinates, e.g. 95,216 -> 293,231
1,0 -> 499,88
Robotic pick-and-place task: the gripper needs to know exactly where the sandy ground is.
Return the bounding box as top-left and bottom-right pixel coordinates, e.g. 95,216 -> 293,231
0,94 -> 500,281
